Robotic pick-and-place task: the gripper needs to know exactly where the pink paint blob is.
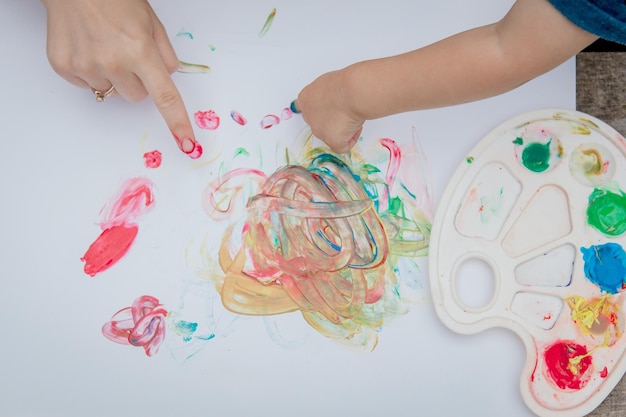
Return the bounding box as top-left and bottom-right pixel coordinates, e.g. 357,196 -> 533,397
81,225 -> 139,277
230,110 -> 247,125
143,150 -> 162,168
82,177 -> 155,276
260,114 -> 280,129
102,295 -> 168,357
281,107 -> 293,120
194,110 -> 220,130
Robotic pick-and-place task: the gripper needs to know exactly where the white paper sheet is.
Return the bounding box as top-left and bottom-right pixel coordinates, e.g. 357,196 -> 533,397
0,1 -> 575,416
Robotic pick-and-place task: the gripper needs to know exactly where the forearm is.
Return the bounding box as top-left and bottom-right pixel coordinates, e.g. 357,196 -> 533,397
343,0 -> 597,121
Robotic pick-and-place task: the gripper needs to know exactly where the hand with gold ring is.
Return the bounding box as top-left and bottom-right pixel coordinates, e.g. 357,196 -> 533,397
40,0 -> 201,158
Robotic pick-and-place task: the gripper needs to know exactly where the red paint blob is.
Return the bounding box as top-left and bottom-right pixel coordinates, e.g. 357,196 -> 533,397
230,110 -> 247,125
544,341 -> 593,390
600,367 -> 608,378
81,225 -> 139,277
194,110 -> 220,130
143,150 -> 162,168
260,114 -> 280,129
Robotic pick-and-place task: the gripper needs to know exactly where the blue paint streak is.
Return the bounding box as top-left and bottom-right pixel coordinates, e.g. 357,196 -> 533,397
400,182 -> 417,200
581,243 -> 626,294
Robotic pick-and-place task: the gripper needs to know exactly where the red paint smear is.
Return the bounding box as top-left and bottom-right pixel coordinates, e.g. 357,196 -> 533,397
101,295 -> 167,357
544,341 -> 593,390
260,114 -> 280,129
143,150 -> 162,168
600,367 -> 608,378
230,110 -> 247,125
194,110 -> 220,130
82,177 -> 155,276
81,225 -> 139,277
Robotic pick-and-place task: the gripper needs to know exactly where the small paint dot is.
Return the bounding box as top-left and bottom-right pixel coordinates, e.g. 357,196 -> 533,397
260,114 -> 280,129
466,156 -> 474,164
230,110 -> 247,125
143,150 -> 162,168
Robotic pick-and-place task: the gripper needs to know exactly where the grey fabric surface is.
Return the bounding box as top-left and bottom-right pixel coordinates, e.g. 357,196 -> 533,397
576,52 -> 626,417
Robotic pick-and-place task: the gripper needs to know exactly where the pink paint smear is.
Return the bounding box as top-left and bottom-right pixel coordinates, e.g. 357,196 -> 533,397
102,295 -> 167,356
81,177 -> 155,277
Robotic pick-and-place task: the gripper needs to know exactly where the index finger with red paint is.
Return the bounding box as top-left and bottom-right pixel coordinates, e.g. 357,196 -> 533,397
139,58 -> 202,159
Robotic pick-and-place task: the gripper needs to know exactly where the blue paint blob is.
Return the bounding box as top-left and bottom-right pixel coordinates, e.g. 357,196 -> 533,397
174,320 -> 198,342
581,243 -> 626,294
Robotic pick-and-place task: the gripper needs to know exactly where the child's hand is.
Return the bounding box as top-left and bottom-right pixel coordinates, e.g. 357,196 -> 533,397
41,0 -> 200,157
295,69 -> 364,153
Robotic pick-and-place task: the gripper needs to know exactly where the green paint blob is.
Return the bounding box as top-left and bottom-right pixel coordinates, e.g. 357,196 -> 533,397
521,140 -> 552,172
466,156 -> 474,164
587,186 -> 626,236
512,137 -> 524,145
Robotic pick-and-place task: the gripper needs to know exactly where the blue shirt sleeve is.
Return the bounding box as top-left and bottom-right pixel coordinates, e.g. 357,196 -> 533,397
548,0 -> 626,45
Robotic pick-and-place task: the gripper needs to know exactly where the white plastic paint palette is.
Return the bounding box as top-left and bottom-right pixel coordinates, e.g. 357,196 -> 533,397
429,109 -> 626,417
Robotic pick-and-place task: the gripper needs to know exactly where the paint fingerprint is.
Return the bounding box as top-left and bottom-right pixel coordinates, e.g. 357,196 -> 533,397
81,177 -> 155,276
260,114 -> 280,129
143,150 -> 162,169
544,341 -> 593,390
102,295 -> 167,357
258,8 -> 276,37
581,243 -> 626,294
230,110 -> 247,126
177,60 -> 211,74
195,110 -> 221,130
587,184 -> 626,236
566,295 -> 623,346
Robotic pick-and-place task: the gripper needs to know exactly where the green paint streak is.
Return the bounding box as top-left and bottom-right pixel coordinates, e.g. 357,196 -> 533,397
521,140 -> 552,172
234,147 -> 250,158
361,163 -> 381,174
587,185 -> 626,236
512,137 -> 524,145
